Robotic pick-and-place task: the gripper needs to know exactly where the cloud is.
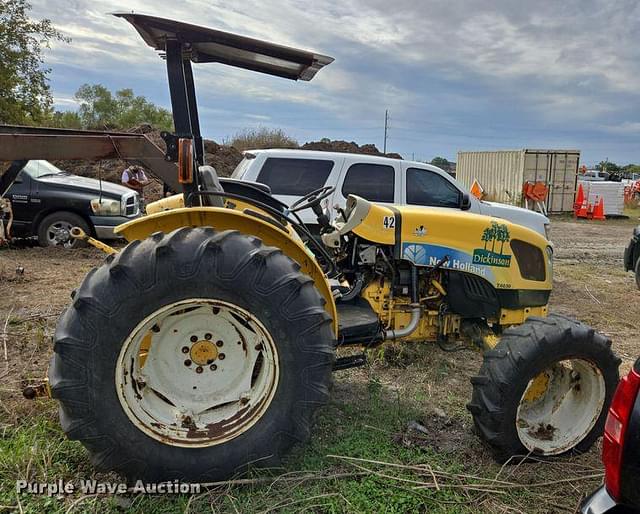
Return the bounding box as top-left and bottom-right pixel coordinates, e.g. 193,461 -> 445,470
27,0 -> 640,164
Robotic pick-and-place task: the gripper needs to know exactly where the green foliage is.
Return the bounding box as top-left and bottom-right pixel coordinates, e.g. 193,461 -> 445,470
49,110 -> 82,129
0,0 -> 69,124
622,164 -> 640,175
227,126 -> 298,152
430,156 -> 451,168
71,84 -> 173,131
596,160 -> 620,173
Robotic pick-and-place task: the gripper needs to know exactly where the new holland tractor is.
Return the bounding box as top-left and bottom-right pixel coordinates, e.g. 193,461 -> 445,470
9,14 -> 620,482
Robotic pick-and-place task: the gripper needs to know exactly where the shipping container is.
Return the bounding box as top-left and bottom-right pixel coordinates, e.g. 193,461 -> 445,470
456,149 -> 580,213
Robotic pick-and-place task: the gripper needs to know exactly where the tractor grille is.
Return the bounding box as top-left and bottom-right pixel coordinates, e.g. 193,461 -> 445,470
462,273 -> 496,302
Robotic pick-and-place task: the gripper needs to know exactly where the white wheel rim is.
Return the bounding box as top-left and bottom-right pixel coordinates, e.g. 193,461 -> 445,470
115,298 -> 279,447
516,358 -> 605,455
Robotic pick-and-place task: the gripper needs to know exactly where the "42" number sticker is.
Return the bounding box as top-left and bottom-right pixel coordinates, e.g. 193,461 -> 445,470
383,216 -> 395,229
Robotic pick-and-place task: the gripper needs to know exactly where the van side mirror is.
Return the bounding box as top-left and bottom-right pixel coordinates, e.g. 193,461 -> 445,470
460,193 -> 471,210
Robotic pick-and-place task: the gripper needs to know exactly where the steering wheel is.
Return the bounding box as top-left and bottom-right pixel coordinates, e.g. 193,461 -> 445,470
288,186 -> 335,213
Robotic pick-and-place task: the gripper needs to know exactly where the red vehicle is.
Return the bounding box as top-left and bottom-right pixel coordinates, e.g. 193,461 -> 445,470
581,359 -> 640,513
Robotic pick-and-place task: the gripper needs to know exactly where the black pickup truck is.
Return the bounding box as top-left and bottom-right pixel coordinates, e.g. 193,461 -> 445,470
624,226 -> 640,289
3,160 -> 140,248
580,358 -> 640,513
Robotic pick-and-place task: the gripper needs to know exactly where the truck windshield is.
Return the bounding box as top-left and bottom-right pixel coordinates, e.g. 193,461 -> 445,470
22,160 -> 69,178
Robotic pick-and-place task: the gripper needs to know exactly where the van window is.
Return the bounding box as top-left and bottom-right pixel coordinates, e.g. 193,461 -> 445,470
406,167 -> 460,207
256,158 -> 334,195
342,163 -> 394,203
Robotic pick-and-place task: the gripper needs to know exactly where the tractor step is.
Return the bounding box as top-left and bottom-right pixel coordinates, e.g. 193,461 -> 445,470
336,298 -> 381,346
333,354 -> 367,371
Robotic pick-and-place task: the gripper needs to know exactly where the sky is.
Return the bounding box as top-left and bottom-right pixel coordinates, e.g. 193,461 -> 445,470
31,0 -> 640,166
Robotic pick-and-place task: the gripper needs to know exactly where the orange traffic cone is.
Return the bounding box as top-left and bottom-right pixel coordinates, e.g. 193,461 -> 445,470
574,183 -> 585,213
576,199 -> 589,218
592,197 -> 606,220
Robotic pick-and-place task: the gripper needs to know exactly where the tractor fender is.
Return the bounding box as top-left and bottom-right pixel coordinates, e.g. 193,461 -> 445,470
114,207 -> 338,334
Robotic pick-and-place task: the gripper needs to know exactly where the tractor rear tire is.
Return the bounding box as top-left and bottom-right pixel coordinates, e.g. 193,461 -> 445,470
635,258 -> 640,289
467,314 -> 620,462
49,227 -> 334,482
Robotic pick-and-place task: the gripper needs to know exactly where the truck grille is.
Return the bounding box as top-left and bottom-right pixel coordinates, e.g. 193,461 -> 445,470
123,193 -> 140,217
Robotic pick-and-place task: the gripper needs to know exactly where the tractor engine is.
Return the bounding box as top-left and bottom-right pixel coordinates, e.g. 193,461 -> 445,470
334,238 -> 463,346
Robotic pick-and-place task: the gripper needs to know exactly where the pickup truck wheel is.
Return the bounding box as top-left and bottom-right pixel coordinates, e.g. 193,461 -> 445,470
49,227 -> 334,482
37,212 -> 89,249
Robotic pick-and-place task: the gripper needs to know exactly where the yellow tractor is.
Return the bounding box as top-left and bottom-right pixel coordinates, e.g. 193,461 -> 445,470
31,14 -> 621,482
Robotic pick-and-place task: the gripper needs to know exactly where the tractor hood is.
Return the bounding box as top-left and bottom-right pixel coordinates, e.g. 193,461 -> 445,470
479,201 -> 549,239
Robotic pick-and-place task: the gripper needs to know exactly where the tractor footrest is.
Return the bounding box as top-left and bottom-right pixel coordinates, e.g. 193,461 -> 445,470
336,298 -> 381,346
333,354 -> 367,371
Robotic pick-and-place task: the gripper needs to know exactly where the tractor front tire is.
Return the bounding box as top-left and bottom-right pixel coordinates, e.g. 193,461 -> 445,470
49,227 -> 334,482
468,314 -> 620,462
635,258 -> 640,289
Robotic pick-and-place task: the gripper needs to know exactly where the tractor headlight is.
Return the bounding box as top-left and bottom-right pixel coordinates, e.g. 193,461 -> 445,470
544,222 -> 551,241
90,198 -> 121,216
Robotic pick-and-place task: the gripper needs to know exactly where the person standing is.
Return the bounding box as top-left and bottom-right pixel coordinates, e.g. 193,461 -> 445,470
121,165 -> 150,204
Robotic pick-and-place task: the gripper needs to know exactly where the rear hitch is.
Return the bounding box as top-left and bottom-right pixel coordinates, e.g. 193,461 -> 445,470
70,226 -> 117,255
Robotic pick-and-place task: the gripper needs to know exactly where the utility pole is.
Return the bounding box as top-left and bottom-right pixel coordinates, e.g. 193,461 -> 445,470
383,109 -> 389,154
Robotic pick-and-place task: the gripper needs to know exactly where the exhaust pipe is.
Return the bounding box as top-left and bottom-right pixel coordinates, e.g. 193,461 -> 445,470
383,264 -> 421,341
383,305 -> 421,340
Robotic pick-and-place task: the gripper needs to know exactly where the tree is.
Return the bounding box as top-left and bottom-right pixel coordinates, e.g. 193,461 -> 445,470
621,164 -> 640,176
50,110 -> 82,129
430,156 -> 451,169
73,84 -> 173,131
596,161 -> 620,173
0,0 -> 69,124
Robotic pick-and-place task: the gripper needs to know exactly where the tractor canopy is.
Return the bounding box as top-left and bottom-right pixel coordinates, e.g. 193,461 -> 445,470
112,12 -> 334,203
113,12 -> 334,81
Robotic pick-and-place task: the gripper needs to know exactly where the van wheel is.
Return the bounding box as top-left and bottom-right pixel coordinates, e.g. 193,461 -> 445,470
37,212 -> 89,249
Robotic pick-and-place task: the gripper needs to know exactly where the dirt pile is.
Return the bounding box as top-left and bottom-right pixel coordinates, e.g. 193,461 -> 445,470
301,139 -> 403,159
51,126 -> 243,202
47,128 -> 401,203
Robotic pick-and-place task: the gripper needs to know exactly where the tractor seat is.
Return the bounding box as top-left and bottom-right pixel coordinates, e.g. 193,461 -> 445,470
199,166 -> 225,207
219,178 -> 285,213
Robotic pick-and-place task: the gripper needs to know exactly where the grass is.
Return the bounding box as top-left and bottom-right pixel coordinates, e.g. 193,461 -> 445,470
0,355 -> 603,513
623,205 -> 640,220
0,373 -> 470,513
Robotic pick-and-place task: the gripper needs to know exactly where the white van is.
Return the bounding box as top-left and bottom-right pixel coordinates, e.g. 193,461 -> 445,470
232,149 -> 551,239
